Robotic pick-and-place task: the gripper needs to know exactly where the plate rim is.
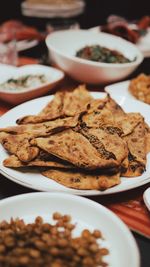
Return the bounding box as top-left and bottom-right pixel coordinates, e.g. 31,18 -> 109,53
16,39 -> 39,52
143,187 -> 150,211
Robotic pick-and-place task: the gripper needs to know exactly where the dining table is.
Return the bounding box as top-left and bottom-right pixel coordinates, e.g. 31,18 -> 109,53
0,40 -> 150,267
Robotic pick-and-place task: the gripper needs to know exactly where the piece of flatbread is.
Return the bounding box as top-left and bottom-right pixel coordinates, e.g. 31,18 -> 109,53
17,91 -> 65,125
1,133 -> 39,162
122,121 -> 147,177
3,153 -> 74,169
0,116 -> 79,163
82,95 -> 125,129
0,115 -> 79,136
31,128 -> 127,169
17,85 -> 92,125
42,168 -> 120,190
75,127 -> 128,165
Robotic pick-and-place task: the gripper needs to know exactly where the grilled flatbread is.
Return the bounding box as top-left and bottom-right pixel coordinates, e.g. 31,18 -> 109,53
17,85 -> 92,125
17,91 -> 65,125
31,128 -> 127,169
42,168 -> 120,190
1,133 -> 39,162
122,121 -> 147,176
116,113 -> 145,136
0,116 -> 79,136
75,127 -> 128,165
3,152 -> 74,169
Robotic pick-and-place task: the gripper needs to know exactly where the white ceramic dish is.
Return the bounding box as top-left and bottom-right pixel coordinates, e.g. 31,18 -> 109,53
105,79 -> 150,104
0,92 -> 150,196
46,29 -> 143,84
0,192 -> 140,267
21,0 -> 85,18
0,64 -> 64,105
89,26 -> 150,58
143,188 -> 150,211
17,39 -> 39,52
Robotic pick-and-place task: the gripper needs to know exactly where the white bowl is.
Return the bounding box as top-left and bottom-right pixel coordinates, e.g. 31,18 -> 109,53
0,64 -> 64,105
0,192 -> 140,267
46,29 -> 143,84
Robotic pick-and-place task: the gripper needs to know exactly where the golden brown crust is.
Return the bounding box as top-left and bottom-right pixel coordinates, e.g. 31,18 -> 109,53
3,153 -> 74,169
31,128 -> 124,169
42,168 -> 120,190
122,121 -> 147,176
17,85 -> 92,125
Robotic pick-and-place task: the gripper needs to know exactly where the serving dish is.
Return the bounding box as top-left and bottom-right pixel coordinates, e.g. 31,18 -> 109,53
0,192 -> 140,267
143,188 -> 150,211
105,79 -> 150,105
21,0 -> 85,18
89,26 -> 150,58
46,29 -> 143,84
0,92 -> 150,195
0,64 -> 64,104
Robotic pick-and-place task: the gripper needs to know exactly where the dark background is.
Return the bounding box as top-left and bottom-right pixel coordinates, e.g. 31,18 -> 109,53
0,0 -> 149,28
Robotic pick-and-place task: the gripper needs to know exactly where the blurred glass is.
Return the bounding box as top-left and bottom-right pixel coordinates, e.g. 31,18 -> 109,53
46,19 -> 80,33
0,32 -> 18,66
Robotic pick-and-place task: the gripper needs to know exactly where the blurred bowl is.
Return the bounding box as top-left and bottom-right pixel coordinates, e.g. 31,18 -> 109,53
0,64 -> 64,105
46,29 -> 143,84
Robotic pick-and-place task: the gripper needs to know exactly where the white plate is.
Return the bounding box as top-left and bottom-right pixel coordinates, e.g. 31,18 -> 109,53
0,64 -> 64,104
21,0 -> 85,18
0,192 -> 140,267
143,188 -> 150,211
0,92 -> 150,195
89,26 -> 150,58
17,39 -> 39,52
105,79 -> 150,105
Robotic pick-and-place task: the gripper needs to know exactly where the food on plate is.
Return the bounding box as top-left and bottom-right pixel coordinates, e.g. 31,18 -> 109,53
101,15 -> 150,43
42,169 -> 120,190
0,75 -> 47,92
0,212 -> 108,267
76,45 -> 133,63
129,73 -> 150,104
0,85 -> 150,191
0,20 -> 44,42
31,128 -> 127,169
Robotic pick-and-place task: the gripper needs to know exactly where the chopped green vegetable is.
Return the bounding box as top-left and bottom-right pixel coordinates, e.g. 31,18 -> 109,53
76,45 -> 135,64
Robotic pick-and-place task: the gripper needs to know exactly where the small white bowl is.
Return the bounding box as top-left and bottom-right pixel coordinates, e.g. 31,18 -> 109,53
0,64 -> 64,105
46,29 -> 143,84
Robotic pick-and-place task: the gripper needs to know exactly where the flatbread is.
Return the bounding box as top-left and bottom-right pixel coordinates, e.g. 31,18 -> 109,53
0,116 -> 79,136
76,127 -> 128,165
31,128 -> 126,169
17,91 -> 65,125
1,133 -> 39,162
17,85 -> 92,125
116,113 -> 144,136
42,168 -> 120,190
122,121 -> 147,176
82,95 -> 125,129
3,153 -> 74,169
